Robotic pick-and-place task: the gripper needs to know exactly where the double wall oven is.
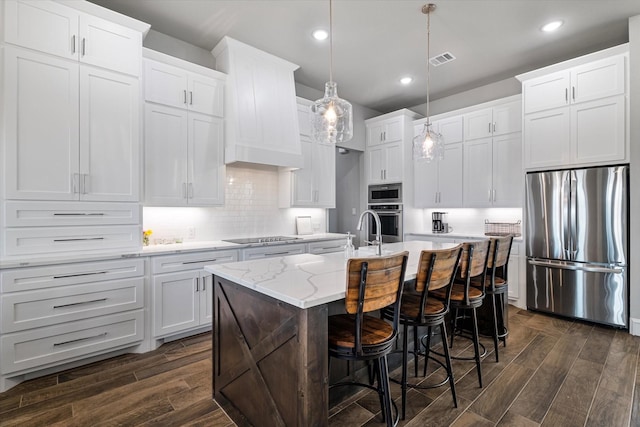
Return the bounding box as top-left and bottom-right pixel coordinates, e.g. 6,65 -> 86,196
367,183 -> 403,243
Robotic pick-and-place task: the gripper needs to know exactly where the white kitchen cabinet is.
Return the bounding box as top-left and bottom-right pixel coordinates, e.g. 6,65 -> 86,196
366,116 -> 403,146
367,142 -> 403,184
4,0 -> 143,76
4,46 -> 139,202
213,36 -> 302,168
151,250 -> 238,338
144,104 -> 224,206
414,143 -> 463,208
279,99 -> 336,208
433,115 -> 464,145
507,241 -> 523,302
463,133 -> 522,208
464,101 -> 521,141
307,239 -> 345,255
144,57 -> 224,116
520,49 -> 628,170
0,258 -> 145,376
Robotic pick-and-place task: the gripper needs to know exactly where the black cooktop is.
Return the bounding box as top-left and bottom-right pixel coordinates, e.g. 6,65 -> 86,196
223,236 -> 301,244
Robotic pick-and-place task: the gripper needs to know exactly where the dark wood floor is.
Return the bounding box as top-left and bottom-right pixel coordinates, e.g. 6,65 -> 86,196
1,306 -> 639,426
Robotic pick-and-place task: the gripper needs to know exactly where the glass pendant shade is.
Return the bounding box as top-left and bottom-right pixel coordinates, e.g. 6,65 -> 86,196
311,81 -> 353,144
413,122 -> 444,162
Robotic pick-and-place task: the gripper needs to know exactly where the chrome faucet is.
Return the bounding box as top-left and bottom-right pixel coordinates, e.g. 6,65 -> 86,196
356,210 -> 383,256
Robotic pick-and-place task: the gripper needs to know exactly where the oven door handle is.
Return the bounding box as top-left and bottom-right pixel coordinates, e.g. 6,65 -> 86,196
373,210 -> 402,215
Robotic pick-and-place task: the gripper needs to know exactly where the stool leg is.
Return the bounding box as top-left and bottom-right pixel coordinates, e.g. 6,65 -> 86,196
491,293 -> 500,362
422,326 -> 432,378
471,307 -> 483,388
498,292 -> 507,347
378,355 -> 394,427
439,322 -> 457,407
401,322 -> 409,420
413,324 -> 419,378
450,307 -> 459,348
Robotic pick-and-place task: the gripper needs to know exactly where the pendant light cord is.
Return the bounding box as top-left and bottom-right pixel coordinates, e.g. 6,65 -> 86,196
329,0 -> 334,83
426,5 -> 431,123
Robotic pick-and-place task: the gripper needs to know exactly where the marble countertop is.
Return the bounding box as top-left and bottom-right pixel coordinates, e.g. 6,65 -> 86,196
204,240 -> 460,309
406,232 -> 523,242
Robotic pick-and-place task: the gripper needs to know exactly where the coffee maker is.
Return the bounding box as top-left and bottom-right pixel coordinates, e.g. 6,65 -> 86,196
432,212 -> 449,233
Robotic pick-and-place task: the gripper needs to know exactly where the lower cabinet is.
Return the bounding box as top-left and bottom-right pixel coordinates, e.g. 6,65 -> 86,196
151,249 -> 238,337
241,243 -> 306,261
0,258 -> 145,380
307,239 -> 345,255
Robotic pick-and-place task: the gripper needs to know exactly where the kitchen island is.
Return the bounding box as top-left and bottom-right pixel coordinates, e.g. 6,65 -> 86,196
205,240 -> 459,426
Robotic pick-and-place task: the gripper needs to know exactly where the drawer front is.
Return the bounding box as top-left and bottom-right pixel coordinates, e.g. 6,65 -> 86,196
4,201 -> 141,227
151,250 -> 238,274
242,243 -> 306,260
1,258 -> 144,292
1,310 -> 144,374
4,225 -> 141,256
307,240 -> 344,254
2,277 -> 144,333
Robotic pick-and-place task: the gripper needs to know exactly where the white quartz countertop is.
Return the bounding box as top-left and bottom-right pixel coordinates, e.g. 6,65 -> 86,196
204,240 -> 460,309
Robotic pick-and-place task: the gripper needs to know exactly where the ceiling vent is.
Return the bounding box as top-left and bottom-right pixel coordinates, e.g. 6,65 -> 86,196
429,51 -> 456,67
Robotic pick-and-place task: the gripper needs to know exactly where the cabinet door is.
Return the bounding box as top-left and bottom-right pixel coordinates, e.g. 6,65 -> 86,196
144,59 -> 189,109
523,70 -> 570,114
366,123 -> 385,146
571,56 -> 625,104
188,113 -> 225,206
414,158 -> 438,208
144,104 -> 188,205
436,116 -> 463,145
464,108 -> 493,141
523,108 -> 571,170
152,271 -> 199,337
200,273 -> 213,325
571,95 -> 626,165
382,117 -> 403,144
79,66 -> 140,202
438,143 -> 464,207
297,101 -> 312,138
384,143 -> 403,183
4,0 -> 79,61
507,242 -> 521,300
314,141 -> 336,207
78,14 -> 141,76
493,101 -> 522,136
492,133 -> 523,207
292,138 -> 315,206
188,73 -> 224,117
4,47 -> 80,200
463,138 -> 493,207
367,147 -> 384,183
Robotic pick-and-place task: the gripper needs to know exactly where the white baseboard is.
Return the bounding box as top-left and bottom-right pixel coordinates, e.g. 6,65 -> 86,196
630,317 -> 640,336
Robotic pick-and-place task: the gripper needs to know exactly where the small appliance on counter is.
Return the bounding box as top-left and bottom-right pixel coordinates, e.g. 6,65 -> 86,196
432,212 -> 449,233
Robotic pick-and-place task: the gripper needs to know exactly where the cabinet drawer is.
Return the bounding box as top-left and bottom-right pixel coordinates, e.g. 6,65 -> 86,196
1,258 -> 144,292
151,250 -> 239,274
1,310 -> 144,374
4,225 -> 140,256
308,240 -> 344,254
1,277 -> 143,333
4,201 -> 140,227
242,243 -> 306,260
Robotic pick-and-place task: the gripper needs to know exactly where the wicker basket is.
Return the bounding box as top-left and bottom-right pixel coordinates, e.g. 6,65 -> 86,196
484,220 -> 521,237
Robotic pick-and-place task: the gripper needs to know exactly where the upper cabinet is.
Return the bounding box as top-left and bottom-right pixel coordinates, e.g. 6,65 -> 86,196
212,37 -> 303,169
464,101 -> 521,141
4,0 -> 143,76
365,109 -> 421,185
518,46 -> 628,170
143,52 -> 227,207
279,99 -> 336,208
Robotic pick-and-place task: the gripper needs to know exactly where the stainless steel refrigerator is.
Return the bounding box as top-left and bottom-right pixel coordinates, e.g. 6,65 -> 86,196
525,165 -> 628,328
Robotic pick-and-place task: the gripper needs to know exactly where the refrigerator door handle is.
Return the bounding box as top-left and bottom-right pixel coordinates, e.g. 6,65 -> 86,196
528,259 -> 624,274
569,170 -> 578,259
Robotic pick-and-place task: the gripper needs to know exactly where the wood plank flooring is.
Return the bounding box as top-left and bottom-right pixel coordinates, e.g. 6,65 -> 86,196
1,306 -> 639,426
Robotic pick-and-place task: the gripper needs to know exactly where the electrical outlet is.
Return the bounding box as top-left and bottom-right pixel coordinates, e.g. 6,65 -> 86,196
187,226 -> 196,239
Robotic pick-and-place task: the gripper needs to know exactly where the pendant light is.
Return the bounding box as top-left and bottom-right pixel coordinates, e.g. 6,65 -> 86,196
413,3 -> 444,161
311,0 -> 353,144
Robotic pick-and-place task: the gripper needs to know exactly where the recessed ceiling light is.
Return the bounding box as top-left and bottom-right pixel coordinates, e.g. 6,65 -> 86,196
541,20 -> 563,32
400,77 -> 413,85
312,29 -> 329,41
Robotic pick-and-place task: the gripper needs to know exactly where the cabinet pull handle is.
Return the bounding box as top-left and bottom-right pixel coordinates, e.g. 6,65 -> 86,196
183,90 -> 187,104
565,88 -> 568,102
493,122 -> 496,133
182,183 -> 187,199
195,277 -> 199,292
72,173 -> 80,194
54,332 -> 107,347
202,280 -> 206,292
188,183 -> 194,198
183,259 -> 217,264
54,298 -> 108,309
572,86 -> 575,101
493,189 -> 496,201
438,192 -> 441,203
53,271 -> 107,279
54,213 -> 105,216
488,189 -> 492,202
269,251 -> 291,256
82,38 -> 86,56
72,35 -> 76,54
53,237 -> 105,242
488,122 -> 492,133
190,91 -> 193,105
82,174 -> 89,194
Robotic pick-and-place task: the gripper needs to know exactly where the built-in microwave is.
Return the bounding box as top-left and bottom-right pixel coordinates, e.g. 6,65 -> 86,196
368,183 -> 402,204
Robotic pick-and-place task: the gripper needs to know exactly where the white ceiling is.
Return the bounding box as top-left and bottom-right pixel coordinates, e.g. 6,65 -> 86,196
88,0 -> 640,113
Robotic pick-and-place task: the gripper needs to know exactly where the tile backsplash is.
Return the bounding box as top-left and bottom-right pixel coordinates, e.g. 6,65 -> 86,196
143,164 -> 327,242
412,208 -> 523,235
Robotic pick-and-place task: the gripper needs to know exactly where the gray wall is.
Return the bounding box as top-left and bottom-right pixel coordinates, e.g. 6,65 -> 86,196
143,29 -> 215,69
629,15 -> 639,332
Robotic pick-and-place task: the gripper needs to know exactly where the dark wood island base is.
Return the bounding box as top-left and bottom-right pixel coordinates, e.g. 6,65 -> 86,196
213,275 -> 329,426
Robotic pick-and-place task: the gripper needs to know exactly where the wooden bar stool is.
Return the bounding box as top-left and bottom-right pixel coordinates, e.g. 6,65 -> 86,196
383,245 -> 463,419
471,235 -> 513,362
328,252 -> 408,427
431,240 -> 490,388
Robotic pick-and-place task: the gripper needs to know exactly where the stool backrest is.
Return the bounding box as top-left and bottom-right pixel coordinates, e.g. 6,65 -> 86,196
457,240 -> 490,304
345,251 -> 409,315
415,245 -> 463,319
487,236 -> 513,288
